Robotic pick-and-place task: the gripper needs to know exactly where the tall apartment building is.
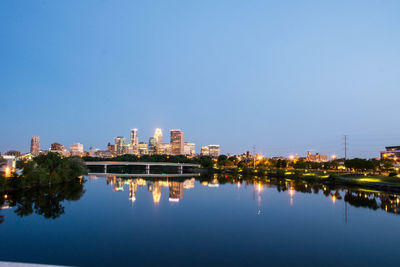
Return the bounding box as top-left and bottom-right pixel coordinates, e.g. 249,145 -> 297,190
30,136 -> 40,156
170,129 -> 184,155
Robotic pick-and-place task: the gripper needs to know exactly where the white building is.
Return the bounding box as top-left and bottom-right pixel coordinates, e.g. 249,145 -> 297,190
184,142 -> 196,156
70,143 -> 84,156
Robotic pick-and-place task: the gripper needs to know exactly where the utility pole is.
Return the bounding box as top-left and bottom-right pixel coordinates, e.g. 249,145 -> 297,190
344,135 -> 348,160
253,145 -> 256,168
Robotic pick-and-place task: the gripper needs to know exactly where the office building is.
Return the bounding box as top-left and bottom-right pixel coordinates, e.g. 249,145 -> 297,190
130,128 -> 138,146
148,137 -> 157,154
138,142 -> 148,155
184,142 -> 196,156
201,146 -> 209,156
158,143 -> 171,155
70,143 -> 84,156
30,136 -> 40,156
114,136 -> 126,155
154,128 -> 163,147
208,145 -> 221,157
170,129 -> 184,155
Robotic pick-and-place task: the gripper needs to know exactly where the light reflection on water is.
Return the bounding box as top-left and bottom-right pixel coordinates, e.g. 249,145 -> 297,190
1,175 -> 400,266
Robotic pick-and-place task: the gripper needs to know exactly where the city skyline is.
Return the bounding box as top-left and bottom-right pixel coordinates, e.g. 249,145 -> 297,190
1,1 -> 400,158
1,128 -> 397,159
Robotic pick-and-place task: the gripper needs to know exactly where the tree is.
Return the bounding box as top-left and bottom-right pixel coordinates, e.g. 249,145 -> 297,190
198,156 -> 214,169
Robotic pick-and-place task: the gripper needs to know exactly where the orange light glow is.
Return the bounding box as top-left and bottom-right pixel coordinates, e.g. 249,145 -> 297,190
257,183 -> 263,192
289,188 -> 295,196
332,195 -> 336,203
4,167 -> 11,178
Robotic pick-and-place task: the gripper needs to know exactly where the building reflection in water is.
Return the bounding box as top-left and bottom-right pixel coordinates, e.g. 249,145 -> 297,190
93,174 -> 400,216
102,176 -> 195,204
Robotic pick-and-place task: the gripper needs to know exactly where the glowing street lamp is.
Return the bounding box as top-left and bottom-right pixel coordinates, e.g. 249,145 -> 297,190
331,155 -> 337,160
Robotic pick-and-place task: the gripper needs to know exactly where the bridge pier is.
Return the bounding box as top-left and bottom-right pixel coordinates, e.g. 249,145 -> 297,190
146,165 -> 150,174
178,165 -> 183,174
104,164 -> 107,173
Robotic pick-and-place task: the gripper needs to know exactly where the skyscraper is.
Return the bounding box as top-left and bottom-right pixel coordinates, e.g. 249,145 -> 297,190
114,136 -> 126,155
130,129 -> 138,146
170,129 -> 184,155
30,136 -> 40,156
148,137 -> 157,154
154,128 -> 162,147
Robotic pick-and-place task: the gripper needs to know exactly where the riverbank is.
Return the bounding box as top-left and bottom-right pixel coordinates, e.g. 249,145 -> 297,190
213,168 -> 400,193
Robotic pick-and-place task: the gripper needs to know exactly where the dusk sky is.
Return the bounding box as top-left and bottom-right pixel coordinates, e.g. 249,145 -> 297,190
1,0 -> 399,158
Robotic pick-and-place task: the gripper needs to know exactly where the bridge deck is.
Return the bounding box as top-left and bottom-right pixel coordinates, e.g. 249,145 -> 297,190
85,161 -> 200,167
88,173 -> 200,178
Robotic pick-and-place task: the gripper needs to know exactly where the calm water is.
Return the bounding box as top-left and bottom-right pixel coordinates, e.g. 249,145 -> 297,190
1,175 -> 400,266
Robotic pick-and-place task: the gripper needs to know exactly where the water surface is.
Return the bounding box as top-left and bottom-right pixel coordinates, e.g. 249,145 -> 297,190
1,175 -> 399,266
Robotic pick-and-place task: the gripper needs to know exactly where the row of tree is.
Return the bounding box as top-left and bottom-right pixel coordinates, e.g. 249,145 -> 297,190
1,152 -> 87,191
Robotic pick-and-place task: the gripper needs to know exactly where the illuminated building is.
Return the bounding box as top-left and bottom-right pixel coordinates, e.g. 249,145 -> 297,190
152,182 -> 161,203
106,142 -> 114,153
305,152 -> 329,163
154,128 -> 163,149
130,128 -> 138,146
126,144 -> 139,155
208,145 -> 221,158
183,178 -> 195,189
30,136 -> 40,156
169,181 -> 183,202
51,143 -> 66,151
184,142 -> 196,156
381,146 -> 400,164
138,142 -> 148,155
114,136 -> 126,155
200,146 -> 209,156
1,155 -> 16,173
129,180 -> 137,202
170,130 -> 184,155
158,143 -> 171,155
70,143 -> 84,156
148,137 -> 157,154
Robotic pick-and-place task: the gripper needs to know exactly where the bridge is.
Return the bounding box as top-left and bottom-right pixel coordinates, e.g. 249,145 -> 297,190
85,161 -> 200,175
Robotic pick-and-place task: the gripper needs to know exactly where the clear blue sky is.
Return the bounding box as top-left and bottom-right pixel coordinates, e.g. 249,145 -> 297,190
1,0 -> 399,158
